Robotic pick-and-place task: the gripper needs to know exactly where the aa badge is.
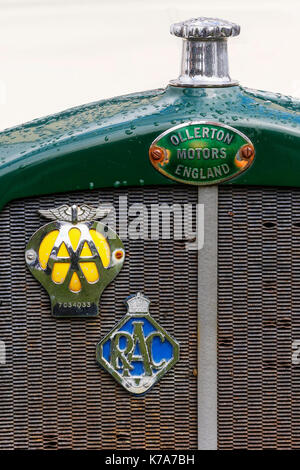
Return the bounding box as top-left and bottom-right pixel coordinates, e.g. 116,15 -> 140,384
25,204 -> 125,317
96,293 -> 179,395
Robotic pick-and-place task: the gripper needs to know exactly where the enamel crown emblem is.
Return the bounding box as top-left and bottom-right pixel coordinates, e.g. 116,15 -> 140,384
25,203 -> 125,317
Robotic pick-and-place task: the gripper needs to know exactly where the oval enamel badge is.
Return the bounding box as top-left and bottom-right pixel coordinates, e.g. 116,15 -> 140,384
149,121 -> 255,185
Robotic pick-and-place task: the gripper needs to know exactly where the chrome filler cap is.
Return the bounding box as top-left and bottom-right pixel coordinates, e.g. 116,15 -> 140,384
170,17 -> 240,87
170,17 -> 240,39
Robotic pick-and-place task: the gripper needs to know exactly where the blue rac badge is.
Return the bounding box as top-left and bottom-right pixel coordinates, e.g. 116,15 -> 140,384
25,204 -> 125,318
96,293 -> 179,395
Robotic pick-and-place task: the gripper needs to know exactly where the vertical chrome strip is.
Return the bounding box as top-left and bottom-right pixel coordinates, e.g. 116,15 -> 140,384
198,186 -> 218,450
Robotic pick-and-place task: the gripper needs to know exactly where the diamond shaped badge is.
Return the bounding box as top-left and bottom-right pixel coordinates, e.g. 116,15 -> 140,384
96,293 -> 179,395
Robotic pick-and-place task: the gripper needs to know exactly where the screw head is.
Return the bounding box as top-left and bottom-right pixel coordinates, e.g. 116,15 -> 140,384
241,145 -> 254,160
26,249 -> 36,263
115,250 -> 123,260
150,146 -> 164,161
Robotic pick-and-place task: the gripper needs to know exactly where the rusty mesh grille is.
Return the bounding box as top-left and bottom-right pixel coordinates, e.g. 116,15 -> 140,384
0,185 -> 198,450
218,185 -> 300,450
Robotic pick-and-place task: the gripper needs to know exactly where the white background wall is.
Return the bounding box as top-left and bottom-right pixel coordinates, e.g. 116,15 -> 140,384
0,0 -> 299,131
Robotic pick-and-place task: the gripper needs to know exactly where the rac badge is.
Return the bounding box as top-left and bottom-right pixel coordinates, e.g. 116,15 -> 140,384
96,293 -> 179,395
149,121 -> 255,186
25,204 -> 125,318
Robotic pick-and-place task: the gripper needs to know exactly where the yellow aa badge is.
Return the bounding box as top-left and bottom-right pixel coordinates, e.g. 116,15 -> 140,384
25,204 -> 125,317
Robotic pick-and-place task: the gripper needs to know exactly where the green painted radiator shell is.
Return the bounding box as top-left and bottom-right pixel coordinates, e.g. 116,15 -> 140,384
0,85 -> 299,208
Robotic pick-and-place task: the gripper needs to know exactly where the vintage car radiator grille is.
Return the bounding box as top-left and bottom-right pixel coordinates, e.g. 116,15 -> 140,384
218,185 -> 300,450
0,186 -> 198,450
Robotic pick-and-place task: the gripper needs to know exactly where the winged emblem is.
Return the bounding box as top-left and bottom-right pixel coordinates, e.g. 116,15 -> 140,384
39,204 -> 111,223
